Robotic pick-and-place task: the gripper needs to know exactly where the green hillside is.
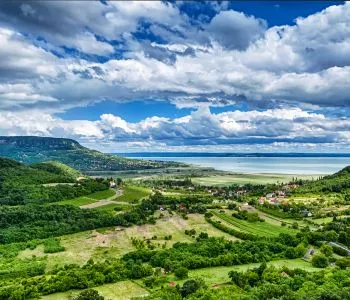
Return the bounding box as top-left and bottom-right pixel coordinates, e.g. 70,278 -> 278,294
30,161 -> 82,179
0,136 -> 183,172
0,157 -> 110,206
0,157 -> 78,185
294,165 -> 350,194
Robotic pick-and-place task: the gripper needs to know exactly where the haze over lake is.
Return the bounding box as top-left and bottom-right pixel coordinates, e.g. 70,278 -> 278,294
118,154 -> 350,175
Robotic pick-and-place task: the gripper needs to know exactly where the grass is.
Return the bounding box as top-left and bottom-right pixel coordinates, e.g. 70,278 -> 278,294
93,203 -> 131,212
17,214 -> 233,271
40,281 -> 149,300
192,173 -> 319,186
53,189 -> 116,207
212,211 -> 297,237
56,196 -> 96,206
89,189 -> 116,200
182,259 -> 320,286
117,185 -> 151,203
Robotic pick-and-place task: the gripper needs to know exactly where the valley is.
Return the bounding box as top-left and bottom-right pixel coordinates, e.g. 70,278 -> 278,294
0,153 -> 349,300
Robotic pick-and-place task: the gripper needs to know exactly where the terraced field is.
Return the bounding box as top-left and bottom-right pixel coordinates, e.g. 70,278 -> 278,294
212,211 -> 297,237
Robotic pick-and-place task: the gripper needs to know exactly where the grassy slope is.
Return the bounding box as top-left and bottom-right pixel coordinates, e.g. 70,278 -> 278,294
17,214 -> 237,270
117,185 -> 152,203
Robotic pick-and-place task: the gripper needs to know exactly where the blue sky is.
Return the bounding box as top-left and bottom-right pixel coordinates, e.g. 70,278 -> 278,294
0,1 -> 349,152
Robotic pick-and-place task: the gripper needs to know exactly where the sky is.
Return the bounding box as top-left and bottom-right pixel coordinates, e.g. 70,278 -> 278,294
0,1 -> 349,153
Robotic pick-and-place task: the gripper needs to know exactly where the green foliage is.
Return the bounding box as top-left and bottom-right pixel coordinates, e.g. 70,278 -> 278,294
335,257 -> 350,269
0,136 -> 183,171
311,254 -> 329,268
180,279 -> 205,298
43,238 -> 65,253
320,243 -> 333,257
232,210 -> 264,222
174,267 -> 189,279
74,289 -> 104,300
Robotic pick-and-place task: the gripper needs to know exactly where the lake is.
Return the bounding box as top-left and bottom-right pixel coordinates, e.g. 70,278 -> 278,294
118,155 -> 350,175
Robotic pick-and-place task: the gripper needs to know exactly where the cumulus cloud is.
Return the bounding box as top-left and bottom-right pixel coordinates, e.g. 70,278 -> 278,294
206,10 -> 267,50
0,1 -> 349,151
0,107 -> 348,151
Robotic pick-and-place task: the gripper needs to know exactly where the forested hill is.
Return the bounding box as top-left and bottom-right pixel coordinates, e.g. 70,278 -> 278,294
294,165 -> 350,194
0,157 -> 80,185
0,136 -> 183,172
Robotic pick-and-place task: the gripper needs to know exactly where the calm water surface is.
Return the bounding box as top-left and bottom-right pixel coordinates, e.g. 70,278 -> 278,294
128,156 -> 350,175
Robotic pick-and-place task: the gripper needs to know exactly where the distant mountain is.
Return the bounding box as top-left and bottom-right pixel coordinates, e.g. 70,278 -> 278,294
0,136 -> 182,172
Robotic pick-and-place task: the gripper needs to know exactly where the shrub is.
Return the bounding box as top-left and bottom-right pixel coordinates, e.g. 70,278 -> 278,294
174,267 -> 189,279
320,244 -> 333,257
74,289 -> 104,300
312,254 -> 329,268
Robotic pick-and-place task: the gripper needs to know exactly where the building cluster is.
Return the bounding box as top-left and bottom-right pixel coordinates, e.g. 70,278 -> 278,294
259,184 -> 299,206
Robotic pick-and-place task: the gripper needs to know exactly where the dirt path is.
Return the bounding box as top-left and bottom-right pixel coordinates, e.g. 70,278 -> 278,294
79,188 -> 134,209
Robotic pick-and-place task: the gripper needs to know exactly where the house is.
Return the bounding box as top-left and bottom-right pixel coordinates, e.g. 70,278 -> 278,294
259,197 -> 266,204
109,180 -> 116,188
266,193 -> 276,199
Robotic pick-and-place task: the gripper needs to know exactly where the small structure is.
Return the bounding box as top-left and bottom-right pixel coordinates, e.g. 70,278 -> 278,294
109,180 -> 116,188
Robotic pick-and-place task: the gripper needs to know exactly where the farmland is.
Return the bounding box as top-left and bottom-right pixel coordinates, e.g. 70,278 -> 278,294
0,157 -> 350,300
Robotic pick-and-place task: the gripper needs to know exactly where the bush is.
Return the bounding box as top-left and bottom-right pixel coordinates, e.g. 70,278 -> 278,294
180,279 -> 205,298
43,238 -> 65,253
174,267 -> 189,279
75,289 -> 104,300
320,244 -> 333,257
312,254 -> 329,268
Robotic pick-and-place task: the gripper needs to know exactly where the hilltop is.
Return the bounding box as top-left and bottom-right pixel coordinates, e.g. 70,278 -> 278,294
0,136 -> 183,172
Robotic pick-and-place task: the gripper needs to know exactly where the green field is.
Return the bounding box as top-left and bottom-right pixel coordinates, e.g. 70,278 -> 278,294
40,281 -> 149,300
183,258 -> 320,286
192,173 -> 321,186
53,189 -> 116,206
212,211 -> 297,237
117,185 -> 152,203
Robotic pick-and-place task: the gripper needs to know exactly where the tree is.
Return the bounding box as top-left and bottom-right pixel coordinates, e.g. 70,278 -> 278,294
180,279 -> 204,298
174,267 -> 188,279
311,254 -> 329,268
75,289 -> 104,300
320,244 -> 333,257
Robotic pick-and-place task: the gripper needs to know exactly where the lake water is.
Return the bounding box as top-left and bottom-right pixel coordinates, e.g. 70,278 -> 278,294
125,156 -> 350,175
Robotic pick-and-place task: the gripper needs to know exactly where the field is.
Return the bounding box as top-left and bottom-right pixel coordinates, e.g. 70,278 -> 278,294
212,210 -> 297,237
17,213 -> 235,271
40,281 -> 149,300
116,185 -> 152,203
191,173 -> 320,186
55,189 -> 116,206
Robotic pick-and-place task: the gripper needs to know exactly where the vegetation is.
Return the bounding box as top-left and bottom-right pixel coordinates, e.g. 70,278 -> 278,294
0,154 -> 350,299
0,136 -> 184,171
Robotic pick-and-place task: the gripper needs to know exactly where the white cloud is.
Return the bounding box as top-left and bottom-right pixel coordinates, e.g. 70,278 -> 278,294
0,1 -> 349,152
0,107 -> 348,151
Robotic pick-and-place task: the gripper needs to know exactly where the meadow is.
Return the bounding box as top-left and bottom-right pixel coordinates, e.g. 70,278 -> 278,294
191,173 -> 319,186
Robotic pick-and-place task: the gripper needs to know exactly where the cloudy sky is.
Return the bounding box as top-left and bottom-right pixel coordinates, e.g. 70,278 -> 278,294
0,1 -> 349,153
